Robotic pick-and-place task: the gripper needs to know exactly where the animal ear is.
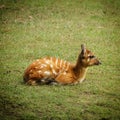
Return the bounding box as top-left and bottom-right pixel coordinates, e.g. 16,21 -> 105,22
81,44 -> 86,55
81,44 -> 85,50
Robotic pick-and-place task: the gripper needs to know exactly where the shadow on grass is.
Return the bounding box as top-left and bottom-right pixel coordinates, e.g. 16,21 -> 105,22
0,94 -> 24,119
0,93 -> 40,119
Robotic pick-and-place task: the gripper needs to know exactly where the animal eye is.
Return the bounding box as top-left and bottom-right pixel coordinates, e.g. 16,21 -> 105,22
82,56 -> 85,59
89,56 -> 95,59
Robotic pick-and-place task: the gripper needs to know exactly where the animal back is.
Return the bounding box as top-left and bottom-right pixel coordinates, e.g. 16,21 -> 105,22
24,57 -> 71,80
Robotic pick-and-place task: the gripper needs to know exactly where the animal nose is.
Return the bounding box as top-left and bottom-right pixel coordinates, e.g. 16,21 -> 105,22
98,61 -> 102,65
95,60 -> 101,65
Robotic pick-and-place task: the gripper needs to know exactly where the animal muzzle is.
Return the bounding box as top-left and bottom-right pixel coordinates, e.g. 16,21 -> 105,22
95,60 -> 101,65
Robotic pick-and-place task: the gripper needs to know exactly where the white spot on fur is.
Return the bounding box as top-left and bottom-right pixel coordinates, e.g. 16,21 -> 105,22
38,70 -> 42,73
55,58 -> 58,66
52,69 -> 58,75
36,59 -> 39,62
41,64 -> 47,68
41,79 -> 47,83
50,82 -> 58,85
87,58 -> 90,62
60,60 -> 63,68
50,64 -> 53,68
66,63 -> 70,71
40,66 -> 44,69
63,72 -> 67,75
45,60 -> 51,65
55,58 -> 59,69
44,71 -> 51,76
41,79 -> 45,82
87,54 -> 91,57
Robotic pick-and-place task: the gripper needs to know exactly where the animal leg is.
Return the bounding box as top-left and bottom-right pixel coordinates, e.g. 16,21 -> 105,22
55,73 -> 75,85
26,79 -> 37,85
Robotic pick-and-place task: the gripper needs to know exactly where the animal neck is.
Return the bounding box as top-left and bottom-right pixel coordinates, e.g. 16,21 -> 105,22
73,57 -> 88,82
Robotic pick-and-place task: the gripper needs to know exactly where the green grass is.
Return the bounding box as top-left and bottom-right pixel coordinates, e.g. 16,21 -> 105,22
0,0 -> 120,119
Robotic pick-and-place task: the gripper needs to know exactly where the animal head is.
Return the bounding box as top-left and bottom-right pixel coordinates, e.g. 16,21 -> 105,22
79,44 -> 101,67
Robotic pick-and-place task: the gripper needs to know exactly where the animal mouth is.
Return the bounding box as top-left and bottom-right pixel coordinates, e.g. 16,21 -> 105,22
95,61 -> 101,65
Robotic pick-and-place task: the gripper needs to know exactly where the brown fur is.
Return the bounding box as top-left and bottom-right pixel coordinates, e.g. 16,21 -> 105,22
23,44 -> 101,85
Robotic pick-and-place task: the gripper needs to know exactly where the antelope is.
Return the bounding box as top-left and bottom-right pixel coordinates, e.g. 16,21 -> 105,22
23,44 -> 101,85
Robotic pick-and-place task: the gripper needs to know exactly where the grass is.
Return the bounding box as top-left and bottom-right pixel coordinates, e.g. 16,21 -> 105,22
0,0 -> 120,119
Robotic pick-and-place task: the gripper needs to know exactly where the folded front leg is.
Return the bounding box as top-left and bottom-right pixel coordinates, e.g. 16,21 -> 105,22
55,73 -> 75,85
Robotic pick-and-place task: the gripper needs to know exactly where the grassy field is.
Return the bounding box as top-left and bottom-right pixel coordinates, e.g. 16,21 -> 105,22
0,0 -> 120,119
